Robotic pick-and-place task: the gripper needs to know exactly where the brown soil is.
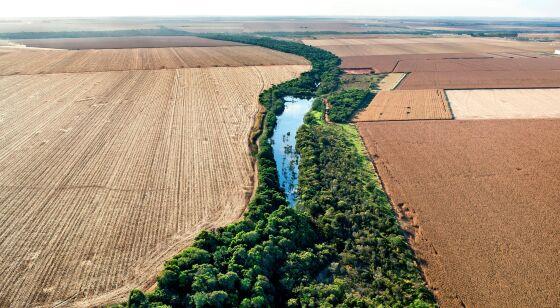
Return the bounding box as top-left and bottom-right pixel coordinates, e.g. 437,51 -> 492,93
0,46 -> 309,76
0,64 -> 309,307
394,57 -> 560,73
357,119 -> 560,308
398,70 -> 560,90
16,36 -> 245,50
354,89 -> 452,122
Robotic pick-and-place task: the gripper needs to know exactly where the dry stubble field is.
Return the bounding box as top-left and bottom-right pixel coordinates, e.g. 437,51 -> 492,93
0,45 -> 308,76
15,36 -> 245,50
447,88 -> 560,119
358,119 -> 560,307
0,44 -> 309,306
303,37 -> 560,57
354,89 -> 452,121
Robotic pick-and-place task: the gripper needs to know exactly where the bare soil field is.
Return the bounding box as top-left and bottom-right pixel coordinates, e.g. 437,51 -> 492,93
0,46 -> 308,76
0,64 -> 310,307
15,36 -> 245,50
357,119 -> 560,307
303,37 -> 560,57
394,57 -> 560,72
447,88 -> 560,119
354,89 -> 452,121
340,52 -> 545,73
397,70 -> 560,90
377,73 -> 406,91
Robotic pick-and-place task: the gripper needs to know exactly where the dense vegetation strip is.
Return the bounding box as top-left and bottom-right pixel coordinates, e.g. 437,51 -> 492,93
127,35 -> 434,307
325,89 -> 373,123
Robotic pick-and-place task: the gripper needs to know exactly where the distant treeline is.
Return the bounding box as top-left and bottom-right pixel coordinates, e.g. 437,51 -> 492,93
126,35 -> 434,307
0,27 -> 190,40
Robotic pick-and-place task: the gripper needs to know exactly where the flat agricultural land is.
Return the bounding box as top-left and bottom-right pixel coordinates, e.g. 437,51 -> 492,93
0,46 -> 308,75
354,89 -> 452,121
0,53 -> 309,306
394,57 -> 560,73
446,88 -> 560,119
398,70 -> 560,90
377,73 -> 406,91
303,37 -> 560,57
15,36 -> 245,49
357,119 -> 560,307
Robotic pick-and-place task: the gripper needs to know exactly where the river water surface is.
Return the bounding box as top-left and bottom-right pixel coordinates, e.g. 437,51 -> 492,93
270,96 -> 313,206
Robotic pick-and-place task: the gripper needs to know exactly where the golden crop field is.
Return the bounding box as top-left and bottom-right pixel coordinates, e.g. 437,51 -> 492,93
0,46 -> 308,76
354,89 -> 452,122
0,64 -> 309,307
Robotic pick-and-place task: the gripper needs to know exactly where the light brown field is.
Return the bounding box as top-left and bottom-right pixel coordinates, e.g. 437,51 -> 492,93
377,73 -> 406,91
398,70 -> 560,90
15,36 -> 245,50
303,37 -> 560,57
0,64 -> 310,307
354,89 -> 452,122
0,46 -> 309,76
357,119 -> 560,307
446,88 -> 560,119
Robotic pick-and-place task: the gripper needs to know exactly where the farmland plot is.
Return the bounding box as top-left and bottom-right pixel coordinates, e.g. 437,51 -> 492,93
303,37 -> 560,57
0,64 -> 309,307
398,70 -> 560,90
0,46 -> 309,75
446,88 -> 560,119
16,36 -> 245,49
354,89 -> 452,121
357,119 -> 560,307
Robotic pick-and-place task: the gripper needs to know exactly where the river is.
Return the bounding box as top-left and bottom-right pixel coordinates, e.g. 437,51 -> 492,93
270,96 -> 313,206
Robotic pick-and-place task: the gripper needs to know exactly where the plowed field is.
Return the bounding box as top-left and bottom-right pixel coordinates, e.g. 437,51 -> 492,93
16,36 -> 245,49
0,64 -> 310,307
394,57 -> 560,72
357,119 -> 560,307
354,89 -> 452,121
0,46 -> 308,76
398,70 -> 560,90
447,88 -> 560,119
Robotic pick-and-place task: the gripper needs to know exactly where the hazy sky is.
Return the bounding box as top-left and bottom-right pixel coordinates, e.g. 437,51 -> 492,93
1,0 -> 559,18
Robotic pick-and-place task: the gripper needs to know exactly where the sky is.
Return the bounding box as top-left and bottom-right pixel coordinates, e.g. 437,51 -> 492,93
1,0 -> 559,18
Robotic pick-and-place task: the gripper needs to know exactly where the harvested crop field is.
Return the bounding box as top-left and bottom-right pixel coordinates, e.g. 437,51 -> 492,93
398,70 -> 560,90
0,46 -> 308,76
303,37 -> 560,57
0,64 -> 310,307
357,119 -> 560,307
15,36 -> 245,49
354,89 -> 452,121
446,88 -> 560,119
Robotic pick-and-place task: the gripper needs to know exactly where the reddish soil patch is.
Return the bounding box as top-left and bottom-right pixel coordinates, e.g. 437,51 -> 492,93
341,52 -> 552,74
16,36 -> 244,50
394,57 -> 560,73
343,68 -> 372,75
357,119 -> 560,307
398,70 -> 560,90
